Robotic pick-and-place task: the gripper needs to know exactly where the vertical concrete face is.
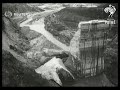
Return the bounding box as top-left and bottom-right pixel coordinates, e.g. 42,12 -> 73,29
76,20 -> 109,77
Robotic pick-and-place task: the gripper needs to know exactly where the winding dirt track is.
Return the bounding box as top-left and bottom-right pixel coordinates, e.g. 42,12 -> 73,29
19,7 -> 83,59
19,8 -> 71,52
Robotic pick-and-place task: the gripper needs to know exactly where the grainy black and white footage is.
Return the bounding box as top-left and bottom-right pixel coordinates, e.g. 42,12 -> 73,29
2,3 -> 118,87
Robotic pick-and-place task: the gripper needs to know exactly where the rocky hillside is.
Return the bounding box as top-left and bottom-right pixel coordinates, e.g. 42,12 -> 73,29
2,3 -> 118,86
